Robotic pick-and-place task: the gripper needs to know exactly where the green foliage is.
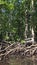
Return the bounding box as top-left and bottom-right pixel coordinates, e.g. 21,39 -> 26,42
0,0 -> 37,42
21,40 -> 25,44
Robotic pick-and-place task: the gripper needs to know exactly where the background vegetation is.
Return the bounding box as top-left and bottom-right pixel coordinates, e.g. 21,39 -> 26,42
0,0 -> 37,42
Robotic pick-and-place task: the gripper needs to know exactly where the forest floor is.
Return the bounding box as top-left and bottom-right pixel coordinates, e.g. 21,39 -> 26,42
0,41 -> 37,65
0,41 -> 37,61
